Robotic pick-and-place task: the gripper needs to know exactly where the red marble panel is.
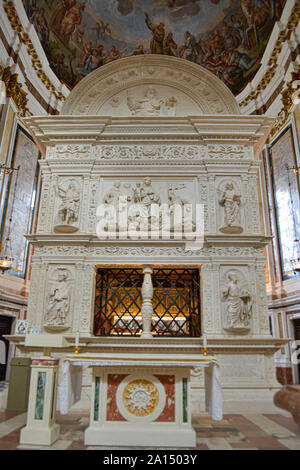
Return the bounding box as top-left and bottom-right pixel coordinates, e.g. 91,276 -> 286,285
154,374 -> 175,422
106,373 -> 128,422
32,359 -> 59,367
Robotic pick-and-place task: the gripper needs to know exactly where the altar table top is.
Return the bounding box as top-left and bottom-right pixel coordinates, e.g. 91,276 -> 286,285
58,352 -> 223,421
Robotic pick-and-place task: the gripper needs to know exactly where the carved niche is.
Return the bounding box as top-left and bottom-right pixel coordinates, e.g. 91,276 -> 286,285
53,178 -> 81,233
44,266 -> 74,332
220,267 -> 253,334
217,179 -> 243,234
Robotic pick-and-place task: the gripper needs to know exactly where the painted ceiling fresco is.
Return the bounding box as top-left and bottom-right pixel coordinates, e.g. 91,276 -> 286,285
23,0 -> 286,95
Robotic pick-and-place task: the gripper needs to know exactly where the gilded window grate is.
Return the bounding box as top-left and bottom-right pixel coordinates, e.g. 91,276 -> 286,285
93,267 -> 201,337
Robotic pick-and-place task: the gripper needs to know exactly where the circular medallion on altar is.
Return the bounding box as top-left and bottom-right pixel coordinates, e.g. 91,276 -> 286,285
116,374 -> 166,422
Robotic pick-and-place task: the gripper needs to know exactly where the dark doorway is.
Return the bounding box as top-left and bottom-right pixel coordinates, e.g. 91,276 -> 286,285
294,318 -> 300,384
0,315 -> 13,381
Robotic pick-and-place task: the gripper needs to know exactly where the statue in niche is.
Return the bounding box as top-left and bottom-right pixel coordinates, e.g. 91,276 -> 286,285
127,86 -> 177,117
218,182 -> 243,234
54,180 -> 80,233
44,269 -> 71,330
221,272 -> 252,332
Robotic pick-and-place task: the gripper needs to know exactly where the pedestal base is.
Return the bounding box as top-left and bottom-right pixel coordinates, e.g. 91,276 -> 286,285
84,424 -> 196,447
219,225 -> 243,234
19,357 -> 60,447
54,224 -> 78,233
20,423 -> 60,446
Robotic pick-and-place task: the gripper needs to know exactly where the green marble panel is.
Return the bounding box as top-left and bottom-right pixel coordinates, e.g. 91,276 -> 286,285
94,376 -> 100,421
51,371 -> 56,419
35,372 -> 46,420
182,377 -> 188,423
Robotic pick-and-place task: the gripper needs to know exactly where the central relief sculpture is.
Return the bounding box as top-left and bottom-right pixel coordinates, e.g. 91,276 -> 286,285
126,86 -> 178,116
99,178 -> 195,239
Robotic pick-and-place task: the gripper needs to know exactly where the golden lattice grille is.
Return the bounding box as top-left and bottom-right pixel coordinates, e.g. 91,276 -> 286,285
94,267 -> 201,337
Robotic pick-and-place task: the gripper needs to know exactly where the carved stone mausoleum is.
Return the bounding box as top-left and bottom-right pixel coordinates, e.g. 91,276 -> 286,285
16,55 -> 286,447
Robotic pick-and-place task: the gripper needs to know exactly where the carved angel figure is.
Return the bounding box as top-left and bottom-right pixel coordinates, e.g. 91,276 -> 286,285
222,272 -> 252,329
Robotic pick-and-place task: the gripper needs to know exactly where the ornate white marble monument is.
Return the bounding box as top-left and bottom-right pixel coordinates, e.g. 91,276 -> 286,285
15,56 -> 285,447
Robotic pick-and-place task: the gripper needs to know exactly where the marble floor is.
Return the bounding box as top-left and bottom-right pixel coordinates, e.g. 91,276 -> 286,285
0,409 -> 299,450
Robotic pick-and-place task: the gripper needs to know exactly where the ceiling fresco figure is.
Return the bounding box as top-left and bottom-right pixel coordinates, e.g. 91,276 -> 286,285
145,12 -> 165,54
22,0 -> 286,94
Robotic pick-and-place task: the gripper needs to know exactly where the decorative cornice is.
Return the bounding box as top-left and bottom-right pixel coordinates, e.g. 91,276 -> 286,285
23,115 -> 273,153
270,65 -> 300,138
239,1 -> 300,108
3,0 -> 65,103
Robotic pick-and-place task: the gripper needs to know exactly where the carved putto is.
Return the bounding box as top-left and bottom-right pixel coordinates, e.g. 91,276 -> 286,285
44,268 -> 72,331
54,179 -> 80,233
221,271 -> 252,333
218,182 -> 243,234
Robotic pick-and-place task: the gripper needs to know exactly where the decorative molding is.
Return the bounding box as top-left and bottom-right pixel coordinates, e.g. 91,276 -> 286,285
270,65 -> 300,138
0,65 -> 29,116
31,244 -> 266,260
3,0 -> 65,103
61,55 -> 241,116
238,1 -> 300,108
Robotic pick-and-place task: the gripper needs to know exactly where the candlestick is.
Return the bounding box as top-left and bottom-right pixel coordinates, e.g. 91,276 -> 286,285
74,332 -> 80,355
202,334 -> 207,356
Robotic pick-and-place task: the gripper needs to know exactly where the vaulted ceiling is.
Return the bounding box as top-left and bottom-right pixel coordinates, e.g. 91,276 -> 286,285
23,0 -> 286,95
